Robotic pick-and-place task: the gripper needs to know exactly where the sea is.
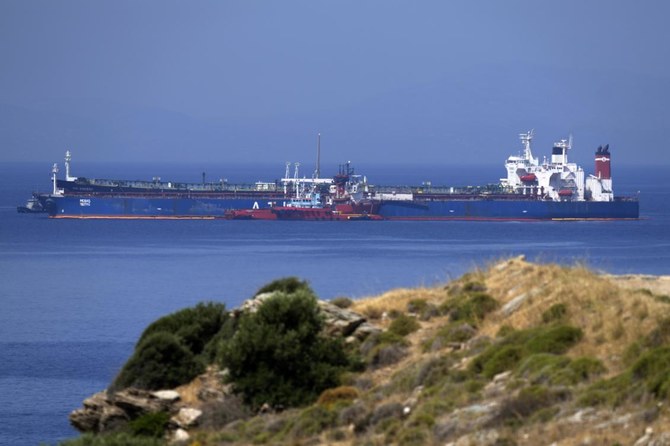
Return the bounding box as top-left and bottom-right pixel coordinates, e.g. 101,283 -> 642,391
0,161 -> 668,445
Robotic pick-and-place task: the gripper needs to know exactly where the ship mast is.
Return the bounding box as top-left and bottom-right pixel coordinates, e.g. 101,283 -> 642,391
519,130 -> 536,164
51,163 -> 59,195
315,133 -> 321,179
64,150 -> 76,181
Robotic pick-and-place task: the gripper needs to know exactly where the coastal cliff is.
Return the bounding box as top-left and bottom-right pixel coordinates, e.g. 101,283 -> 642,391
64,257 -> 670,445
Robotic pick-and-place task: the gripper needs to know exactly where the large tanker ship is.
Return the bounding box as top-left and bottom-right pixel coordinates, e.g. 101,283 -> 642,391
20,131 -> 639,220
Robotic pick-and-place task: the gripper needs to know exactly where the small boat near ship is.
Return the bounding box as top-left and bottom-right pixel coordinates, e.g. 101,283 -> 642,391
16,194 -> 47,213
17,131 -> 639,220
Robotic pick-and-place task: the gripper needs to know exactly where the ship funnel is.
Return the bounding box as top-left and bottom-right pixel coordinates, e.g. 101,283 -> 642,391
595,144 -> 611,179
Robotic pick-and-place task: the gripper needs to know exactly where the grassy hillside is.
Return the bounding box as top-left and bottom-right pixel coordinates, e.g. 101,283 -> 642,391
63,257 -> 670,446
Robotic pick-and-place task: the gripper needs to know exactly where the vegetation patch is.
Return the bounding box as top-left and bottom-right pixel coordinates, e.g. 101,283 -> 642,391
361,331 -> 409,369
424,322 -> 476,352
127,411 -> 170,438
330,296 -> 354,309
59,433 -> 164,446
516,353 -> 605,386
470,325 -> 583,379
255,276 -> 312,296
317,386 -> 360,407
439,291 -> 498,325
220,289 -> 353,408
112,331 -> 204,390
493,385 -> 570,427
541,303 -> 568,324
112,302 -> 228,391
388,313 -> 421,337
290,405 -> 339,439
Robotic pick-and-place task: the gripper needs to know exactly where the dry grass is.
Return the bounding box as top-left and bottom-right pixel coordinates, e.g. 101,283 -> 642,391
350,287 -> 446,322
467,257 -> 670,375
191,257 -> 670,446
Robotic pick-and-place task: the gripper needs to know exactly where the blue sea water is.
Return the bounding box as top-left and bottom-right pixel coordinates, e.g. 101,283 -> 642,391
0,161 -> 669,445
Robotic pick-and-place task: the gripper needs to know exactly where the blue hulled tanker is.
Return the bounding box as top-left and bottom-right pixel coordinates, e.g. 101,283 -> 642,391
24,131 -> 638,220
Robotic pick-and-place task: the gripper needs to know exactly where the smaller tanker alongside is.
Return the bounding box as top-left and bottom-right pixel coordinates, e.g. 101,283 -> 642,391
17,130 -> 639,220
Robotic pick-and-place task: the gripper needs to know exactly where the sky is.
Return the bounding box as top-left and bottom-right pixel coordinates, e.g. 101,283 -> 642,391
1,0 -> 669,169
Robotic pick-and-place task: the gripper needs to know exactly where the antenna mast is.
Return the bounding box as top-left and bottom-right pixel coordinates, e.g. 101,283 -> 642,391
315,133 -> 321,179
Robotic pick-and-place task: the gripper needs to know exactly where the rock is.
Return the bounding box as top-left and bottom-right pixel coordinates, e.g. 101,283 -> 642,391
434,419 -> 459,442
635,427 -> 655,446
351,322 -> 382,341
500,292 -> 528,316
492,371 -> 512,383
171,428 -> 190,443
99,405 -> 130,432
235,294 -> 380,341
370,402 -> 403,426
649,433 -> 670,446
152,390 -> 181,403
171,407 -> 202,429
318,301 -> 368,337
70,387 -> 179,434
568,408 -> 597,424
69,391 -> 130,433
454,429 -> 500,446
112,388 -> 165,416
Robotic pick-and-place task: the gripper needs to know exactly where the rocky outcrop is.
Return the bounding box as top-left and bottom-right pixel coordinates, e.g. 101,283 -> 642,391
69,368 -> 228,438
70,298 -> 380,439
238,292 -> 381,342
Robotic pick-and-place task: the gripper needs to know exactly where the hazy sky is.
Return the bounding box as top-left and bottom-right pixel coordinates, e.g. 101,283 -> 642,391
1,0 -> 669,167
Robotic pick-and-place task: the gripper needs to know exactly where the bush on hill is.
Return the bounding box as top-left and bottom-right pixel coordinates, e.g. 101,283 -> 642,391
136,301 -> 228,355
111,332 -> 204,391
220,288 -> 352,408
255,276 -> 312,296
112,301 -> 229,391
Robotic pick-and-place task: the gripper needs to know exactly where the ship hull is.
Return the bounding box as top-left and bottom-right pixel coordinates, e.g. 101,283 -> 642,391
41,196 -> 275,218
377,198 -> 639,220
40,194 -> 639,220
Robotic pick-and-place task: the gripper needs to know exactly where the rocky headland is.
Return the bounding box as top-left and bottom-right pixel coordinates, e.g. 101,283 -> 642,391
65,257 -> 670,446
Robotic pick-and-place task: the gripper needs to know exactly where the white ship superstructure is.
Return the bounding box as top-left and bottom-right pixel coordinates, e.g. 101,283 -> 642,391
501,130 -> 613,202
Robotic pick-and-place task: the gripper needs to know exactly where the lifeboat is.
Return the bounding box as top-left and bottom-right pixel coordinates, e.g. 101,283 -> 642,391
558,189 -> 574,197
520,173 -> 537,182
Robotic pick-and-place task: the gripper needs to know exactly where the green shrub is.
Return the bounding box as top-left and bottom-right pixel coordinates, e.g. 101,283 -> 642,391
525,325 -> 583,355
112,332 -> 203,390
407,299 -> 428,314
631,346 -> 670,398
568,357 -> 607,382
317,386 -> 359,407
397,427 -> 429,446
463,281 -> 486,292
542,303 -> 568,324
330,297 -> 354,309
480,345 -> 525,379
433,322 -> 476,346
291,406 -> 338,438
137,302 -> 227,355
221,289 -> 352,408
255,276 -> 312,296
361,331 -> 409,369
578,373 -> 633,407
388,314 -> 421,337
645,317 -> 670,348
128,411 -> 170,438
59,433 -> 163,446
470,325 -> 583,379
494,385 -> 570,427
623,341 -> 643,366
440,291 -> 498,325
517,354 -> 604,386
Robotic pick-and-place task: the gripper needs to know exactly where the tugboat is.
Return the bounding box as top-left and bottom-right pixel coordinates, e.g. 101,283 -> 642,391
16,194 -> 47,213
225,177 -> 382,221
